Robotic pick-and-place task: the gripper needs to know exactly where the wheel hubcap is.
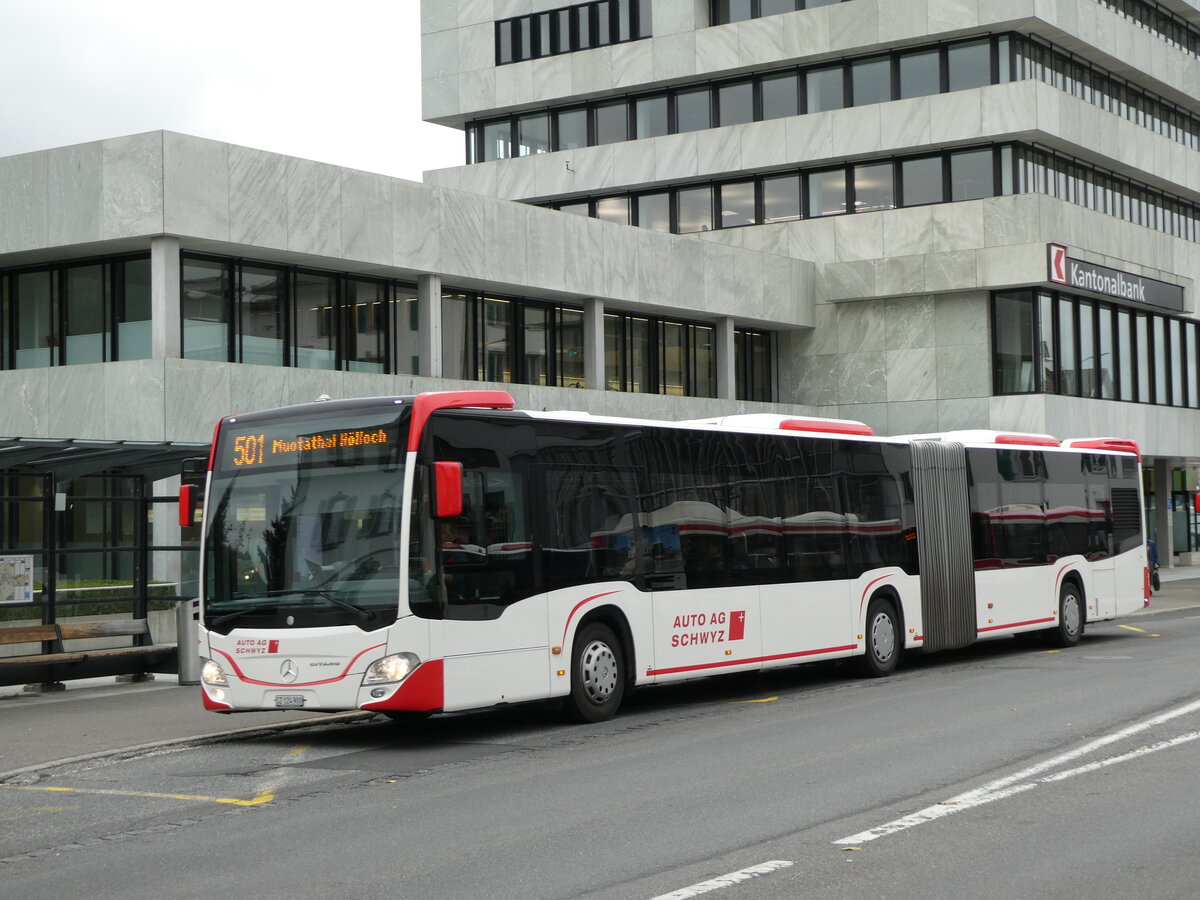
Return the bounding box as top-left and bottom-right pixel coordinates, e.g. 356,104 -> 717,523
1063,594 -> 1081,636
580,640 -> 618,704
871,613 -> 895,662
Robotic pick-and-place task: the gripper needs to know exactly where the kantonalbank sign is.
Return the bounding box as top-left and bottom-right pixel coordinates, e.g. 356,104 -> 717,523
1048,243 -> 1185,311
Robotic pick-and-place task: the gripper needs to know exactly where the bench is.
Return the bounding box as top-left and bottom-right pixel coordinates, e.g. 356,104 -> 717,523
0,618 -> 176,687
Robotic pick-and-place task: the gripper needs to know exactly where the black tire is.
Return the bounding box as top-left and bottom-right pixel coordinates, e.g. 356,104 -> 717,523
859,597 -> 901,678
565,622 -> 625,723
1054,581 -> 1085,647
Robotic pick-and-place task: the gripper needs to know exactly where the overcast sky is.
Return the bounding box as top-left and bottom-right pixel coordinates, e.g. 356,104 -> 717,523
0,0 -> 461,183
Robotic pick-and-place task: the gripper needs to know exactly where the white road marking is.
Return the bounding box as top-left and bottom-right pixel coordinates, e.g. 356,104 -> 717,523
835,696 -> 1200,845
649,860 -> 794,900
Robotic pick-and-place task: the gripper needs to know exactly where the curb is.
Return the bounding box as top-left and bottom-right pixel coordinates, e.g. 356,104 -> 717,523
0,710 -> 376,784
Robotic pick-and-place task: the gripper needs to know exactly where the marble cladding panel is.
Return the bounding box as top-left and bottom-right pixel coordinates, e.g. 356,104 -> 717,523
229,363 -> 293,416
936,344 -> 990,399
821,259 -> 875,301
981,81 -> 1035,139
281,368 -> 360,408
497,157 -> 538,200
341,170 -> 393,264
696,127 -> 742,176
48,143 -> 103,246
976,243 -> 1046,291
422,0 -> 458,34
937,398 -> 989,432
695,22 -> 740,72
456,0 -> 493,28
422,29 -> 459,80
739,17 -> 785,66
792,301 -> 838,357
486,201 -> 529,286
101,360 -> 168,440
875,255 -> 926,297
573,145 -> 616,191
933,292 -> 988,347
228,146 -> 289,248
886,347 -> 937,402
831,105 -> 882,158
788,219 -> 836,265
610,141 -> 657,190
829,0 -> 880,51
531,56 -> 573,105
562,210 -> 607,298
928,91 -> 983,146
878,0 -> 930,42
532,152 -> 578,198
838,403 -> 889,435
603,221 -> 642,301
496,0 -> 533,19
834,214 -> 883,262
930,203 -> 985,254
879,97 -> 931,152
781,8 -> 830,58
787,353 -> 840,407
165,360 -> 233,443
738,221 -> 788,256
46,366 -> 111,440
457,22 -> 494,74
638,231 -> 676,306
886,399 -> 939,436
674,239 -> 713,311
286,157 -> 341,258
572,46 -> 614,96
459,69 -> 497,116
653,133 -> 699,182
761,253 -> 805,323
884,295 -> 934,349
739,118 -> 788,171
495,63 -> 534,110
393,179 -> 442,273
102,133 -> 164,239
456,160 -> 500,200
988,393 -> 1048,434
785,114 -> 834,165
926,0 -> 981,34
982,194 -> 1042,248
612,41 -> 654,90
837,299 -> 887,353
0,151 -> 45,251
653,32 -> 698,82
423,75 -> 461,123
924,250 -> 979,293
438,188 -> 490,278
525,205 -> 567,293
164,134 -> 229,241
0,370 -> 50,437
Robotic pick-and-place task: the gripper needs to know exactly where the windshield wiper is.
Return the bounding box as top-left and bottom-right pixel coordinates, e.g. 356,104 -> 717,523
210,602 -> 280,630
266,589 -> 377,623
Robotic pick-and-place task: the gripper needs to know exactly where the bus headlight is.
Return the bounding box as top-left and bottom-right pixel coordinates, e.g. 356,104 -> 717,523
201,658 -> 229,686
363,652 -> 421,685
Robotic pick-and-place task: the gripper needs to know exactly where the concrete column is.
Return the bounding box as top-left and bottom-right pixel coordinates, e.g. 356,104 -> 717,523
418,274 -> 442,378
151,236 -> 181,359
715,316 -> 736,401
583,299 -> 605,390
1154,457 -> 1173,567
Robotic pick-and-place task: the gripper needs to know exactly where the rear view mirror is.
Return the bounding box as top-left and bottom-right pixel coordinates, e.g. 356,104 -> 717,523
179,484 -> 198,527
433,461 -> 463,519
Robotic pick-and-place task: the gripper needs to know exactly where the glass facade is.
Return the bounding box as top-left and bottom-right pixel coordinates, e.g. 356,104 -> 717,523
496,0 -> 652,65
2,255 -> 152,369
992,289 -> 1199,409
469,29 -> 1200,163
711,0 -> 851,24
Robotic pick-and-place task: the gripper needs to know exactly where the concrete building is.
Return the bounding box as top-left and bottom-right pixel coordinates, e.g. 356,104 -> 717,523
0,0 -> 1199,622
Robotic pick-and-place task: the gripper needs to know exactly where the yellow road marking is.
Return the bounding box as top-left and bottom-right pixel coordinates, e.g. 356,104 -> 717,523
731,696 -> 779,704
1119,625 -> 1147,633
0,784 -> 275,807
1042,649 -> 1061,654
290,745 -> 309,757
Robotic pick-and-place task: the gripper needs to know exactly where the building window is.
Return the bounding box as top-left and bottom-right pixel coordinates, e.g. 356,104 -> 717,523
496,0 -> 652,65
992,290 -> 1199,409
710,0 -> 850,25
604,312 -> 736,398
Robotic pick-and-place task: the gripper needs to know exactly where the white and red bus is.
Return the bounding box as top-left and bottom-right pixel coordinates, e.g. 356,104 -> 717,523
189,391 -> 1148,721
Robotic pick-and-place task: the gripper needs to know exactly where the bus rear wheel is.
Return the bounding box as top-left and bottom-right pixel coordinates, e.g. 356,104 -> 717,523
565,623 -> 625,723
860,598 -> 901,678
1054,582 -> 1084,647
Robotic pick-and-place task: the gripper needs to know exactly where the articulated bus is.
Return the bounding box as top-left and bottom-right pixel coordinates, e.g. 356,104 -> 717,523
189,391 -> 1148,722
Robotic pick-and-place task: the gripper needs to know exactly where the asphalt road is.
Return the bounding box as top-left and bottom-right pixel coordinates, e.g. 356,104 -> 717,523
2,587 -> 1200,899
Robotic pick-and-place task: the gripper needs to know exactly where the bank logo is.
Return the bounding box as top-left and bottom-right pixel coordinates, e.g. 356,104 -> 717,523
1049,244 -> 1068,284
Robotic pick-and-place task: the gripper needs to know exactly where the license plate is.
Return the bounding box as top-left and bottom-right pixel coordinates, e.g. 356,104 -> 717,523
274,695 -> 305,708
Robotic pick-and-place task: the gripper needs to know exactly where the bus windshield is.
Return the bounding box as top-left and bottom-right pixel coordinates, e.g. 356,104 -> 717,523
202,404 -> 408,633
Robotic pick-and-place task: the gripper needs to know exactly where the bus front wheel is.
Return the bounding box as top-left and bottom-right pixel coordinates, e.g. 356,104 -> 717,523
565,623 -> 625,723
1054,582 -> 1084,647
860,598 -> 901,678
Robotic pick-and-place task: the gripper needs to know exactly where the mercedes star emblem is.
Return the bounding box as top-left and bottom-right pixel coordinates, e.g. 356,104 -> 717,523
280,658 -> 299,683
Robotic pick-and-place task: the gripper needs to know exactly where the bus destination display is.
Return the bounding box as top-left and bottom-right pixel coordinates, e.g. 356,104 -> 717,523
223,423 -> 398,470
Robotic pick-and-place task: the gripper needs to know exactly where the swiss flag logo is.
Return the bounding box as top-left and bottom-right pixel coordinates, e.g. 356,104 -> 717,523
1048,244 -> 1068,284
268,640 -> 279,654
728,611 -> 746,641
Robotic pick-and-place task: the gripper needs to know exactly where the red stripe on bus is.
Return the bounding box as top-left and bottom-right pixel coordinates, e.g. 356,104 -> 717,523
561,590 -> 622,645
977,617 -> 1056,633
212,642 -> 386,687
859,574 -> 893,616
648,644 -> 858,677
